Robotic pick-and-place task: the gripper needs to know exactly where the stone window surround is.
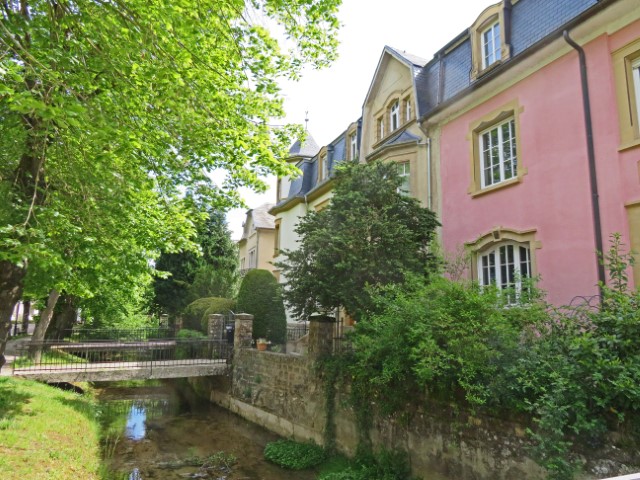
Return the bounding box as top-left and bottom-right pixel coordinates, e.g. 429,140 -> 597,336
467,99 -> 526,197
612,37 -> 640,151
465,227 -> 541,287
470,1 -> 511,81
373,87 -> 414,145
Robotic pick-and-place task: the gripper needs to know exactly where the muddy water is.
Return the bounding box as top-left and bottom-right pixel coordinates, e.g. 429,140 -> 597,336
96,381 -> 317,480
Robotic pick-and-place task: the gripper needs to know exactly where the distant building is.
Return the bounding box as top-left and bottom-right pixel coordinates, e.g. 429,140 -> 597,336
237,203 -> 277,276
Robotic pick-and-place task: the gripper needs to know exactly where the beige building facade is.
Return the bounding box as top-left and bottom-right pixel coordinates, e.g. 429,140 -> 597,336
237,203 -> 277,276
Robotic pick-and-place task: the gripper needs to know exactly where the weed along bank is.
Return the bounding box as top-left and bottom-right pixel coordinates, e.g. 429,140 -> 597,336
188,313 -> 640,480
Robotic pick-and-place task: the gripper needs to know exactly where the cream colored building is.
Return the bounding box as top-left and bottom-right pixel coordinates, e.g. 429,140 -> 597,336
361,46 -> 438,216
238,203 -> 277,276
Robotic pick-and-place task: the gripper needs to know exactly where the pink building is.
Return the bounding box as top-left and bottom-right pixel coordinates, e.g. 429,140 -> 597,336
419,0 -> 640,305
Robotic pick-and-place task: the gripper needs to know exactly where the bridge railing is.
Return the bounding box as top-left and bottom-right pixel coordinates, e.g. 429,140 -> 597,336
60,326 -> 176,342
13,338 -> 232,373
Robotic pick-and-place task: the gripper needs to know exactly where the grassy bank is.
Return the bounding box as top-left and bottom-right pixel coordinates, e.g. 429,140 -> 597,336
0,377 -> 102,479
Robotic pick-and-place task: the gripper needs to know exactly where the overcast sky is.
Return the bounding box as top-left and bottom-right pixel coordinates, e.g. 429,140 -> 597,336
226,0 -> 495,239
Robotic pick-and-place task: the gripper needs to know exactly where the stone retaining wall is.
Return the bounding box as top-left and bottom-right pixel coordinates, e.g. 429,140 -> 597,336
195,315 -> 639,480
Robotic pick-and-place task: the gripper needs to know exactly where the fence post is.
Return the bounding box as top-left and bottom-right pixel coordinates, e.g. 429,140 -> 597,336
174,315 -> 183,335
234,313 -> 254,349
208,314 -> 225,341
308,314 -> 335,358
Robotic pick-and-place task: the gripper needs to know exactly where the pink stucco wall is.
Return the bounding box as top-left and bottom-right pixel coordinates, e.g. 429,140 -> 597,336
440,21 -> 640,306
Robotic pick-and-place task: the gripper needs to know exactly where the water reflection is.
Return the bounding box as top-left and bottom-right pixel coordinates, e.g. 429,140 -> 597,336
125,404 -> 146,441
97,381 -> 317,480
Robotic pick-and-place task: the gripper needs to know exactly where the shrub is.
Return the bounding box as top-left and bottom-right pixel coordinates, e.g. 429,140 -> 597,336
236,269 -> 286,344
182,297 -> 235,332
263,440 -> 326,469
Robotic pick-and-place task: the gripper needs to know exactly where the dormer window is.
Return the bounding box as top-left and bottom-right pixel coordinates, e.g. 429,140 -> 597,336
350,132 -> 358,160
390,100 -> 400,131
470,3 -> 510,80
404,97 -> 412,122
481,22 -> 501,68
319,153 -> 328,181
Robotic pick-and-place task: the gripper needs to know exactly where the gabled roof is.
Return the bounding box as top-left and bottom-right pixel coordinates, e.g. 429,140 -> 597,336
363,46 -> 426,110
288,134 -> 320,158
386,46 -> 429,68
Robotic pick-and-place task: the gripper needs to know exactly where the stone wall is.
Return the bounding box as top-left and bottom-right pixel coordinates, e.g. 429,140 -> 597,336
196,316 -> 639,480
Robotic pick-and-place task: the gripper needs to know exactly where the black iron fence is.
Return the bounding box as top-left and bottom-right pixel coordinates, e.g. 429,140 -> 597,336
286,323 -> 308,342
14,338 -> 232,373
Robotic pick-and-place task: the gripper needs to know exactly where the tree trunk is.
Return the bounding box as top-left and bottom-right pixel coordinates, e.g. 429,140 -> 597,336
0,260 -> 27,371
46,295 -> 75,340
30,289 -> 60,363
21,299 -> 31,334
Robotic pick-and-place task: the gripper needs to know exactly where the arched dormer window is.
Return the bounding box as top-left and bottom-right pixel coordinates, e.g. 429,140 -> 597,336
470,2 -> 511,80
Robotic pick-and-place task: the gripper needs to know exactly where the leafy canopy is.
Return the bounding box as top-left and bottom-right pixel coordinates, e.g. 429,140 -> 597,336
0,0 -> 341,345
277,160 -> 440,320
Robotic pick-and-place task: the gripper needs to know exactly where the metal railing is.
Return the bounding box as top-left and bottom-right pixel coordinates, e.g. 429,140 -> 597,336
286,323 -> 308,342
14,338 -> 232,373
62,326 -> 176,342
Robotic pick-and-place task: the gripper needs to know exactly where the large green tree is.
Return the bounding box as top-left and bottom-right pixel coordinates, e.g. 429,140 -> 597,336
0,0 -> 341,366
277,160 -> 440,321
153,210 -> 239,315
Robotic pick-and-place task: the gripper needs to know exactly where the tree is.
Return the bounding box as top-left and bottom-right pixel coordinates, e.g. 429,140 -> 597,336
236,269 -> 286,344
153,210 -> 238,315
277,160 -> 440,321
0,0 -> 341,366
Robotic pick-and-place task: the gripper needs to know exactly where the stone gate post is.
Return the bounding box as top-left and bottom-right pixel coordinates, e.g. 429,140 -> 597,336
208,314 -> 225,341
234,313 -> 254,349
308,314 -> 335,358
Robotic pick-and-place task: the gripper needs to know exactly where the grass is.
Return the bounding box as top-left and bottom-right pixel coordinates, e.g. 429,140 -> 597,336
13,350 -> 88,368
0,377 -> 103,480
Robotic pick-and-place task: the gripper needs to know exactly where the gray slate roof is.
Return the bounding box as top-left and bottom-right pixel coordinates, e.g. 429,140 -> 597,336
275,122 -> 357,210
413,0 -> 600,118
250,203 -> 275,229
288,134 -> 320,158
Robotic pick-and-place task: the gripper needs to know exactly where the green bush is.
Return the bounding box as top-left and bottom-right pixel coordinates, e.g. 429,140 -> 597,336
263,440 -> 326,469
236,269 -> 286,344
176,328 -> 206,339
182,297 -> 235,332
318,449 -> 412,480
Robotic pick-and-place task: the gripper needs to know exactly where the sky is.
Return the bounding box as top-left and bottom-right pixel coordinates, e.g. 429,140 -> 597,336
226,0 -> 495,239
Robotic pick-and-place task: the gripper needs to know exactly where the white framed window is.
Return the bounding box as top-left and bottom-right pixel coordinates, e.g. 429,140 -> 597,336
378,117 -> 385,140
320,155 -> 328,180
390,100 -> 400,131
480,117 -> 517,188
248,248 -> 256,269
350,133 -> 358,160
404,98 -> 412,122
633,58 -> 640,130
479,242 -> 531,302
481,22 -> 501,69
397,162 -> 410,196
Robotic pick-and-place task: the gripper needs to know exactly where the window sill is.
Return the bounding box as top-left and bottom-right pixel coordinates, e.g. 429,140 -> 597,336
618,137 -> 640,152
468,171 -> 526,198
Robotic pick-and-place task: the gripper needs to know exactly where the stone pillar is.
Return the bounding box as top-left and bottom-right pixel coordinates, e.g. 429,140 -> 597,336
159,314 -> 169,328
208,314 -> 224,341
234,313 -> 254,349
308,314 -> 335,358
174,315 -> 183,334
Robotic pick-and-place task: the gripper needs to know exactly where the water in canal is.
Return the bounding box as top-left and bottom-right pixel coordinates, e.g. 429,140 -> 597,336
95,380 -> 317,480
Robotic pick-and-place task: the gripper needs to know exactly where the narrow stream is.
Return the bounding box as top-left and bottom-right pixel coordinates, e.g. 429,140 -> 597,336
95,380 -> 317,480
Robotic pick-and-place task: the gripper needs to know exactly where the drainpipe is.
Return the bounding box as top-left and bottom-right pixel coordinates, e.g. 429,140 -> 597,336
563,30 -> 606,292
426,137 -> 433,211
